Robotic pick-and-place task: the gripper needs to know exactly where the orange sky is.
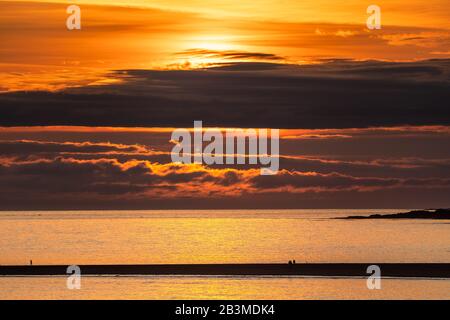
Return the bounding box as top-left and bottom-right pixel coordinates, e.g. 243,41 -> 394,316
1,0 -> 449,91
11,0 -> 450,27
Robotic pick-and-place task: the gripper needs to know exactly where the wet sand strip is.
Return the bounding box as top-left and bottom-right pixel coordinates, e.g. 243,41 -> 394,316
0,263 -> 449,278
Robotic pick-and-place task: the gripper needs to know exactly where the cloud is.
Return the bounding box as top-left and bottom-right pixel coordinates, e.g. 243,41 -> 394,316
249,170 -> 450,192
0,140 -> 150,155
0,104 -> 449,210
1,153 -> 449,209
2,137 -> 450,180
379,31 -> 450,48
0,157 -> 253,198
0,59 -> 449,128
175,49 -> 285,61
2,125 -> 450,179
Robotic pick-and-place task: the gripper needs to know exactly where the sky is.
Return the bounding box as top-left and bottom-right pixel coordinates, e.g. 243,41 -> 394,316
0,0 -> 449,209
1,0 -> 450,91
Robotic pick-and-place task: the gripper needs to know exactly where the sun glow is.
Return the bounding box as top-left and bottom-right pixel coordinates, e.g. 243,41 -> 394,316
192,35 -> 240,51
166,34 -> 250,68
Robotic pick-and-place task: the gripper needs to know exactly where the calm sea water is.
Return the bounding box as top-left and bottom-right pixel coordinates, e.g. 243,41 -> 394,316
0,209 -> 449,299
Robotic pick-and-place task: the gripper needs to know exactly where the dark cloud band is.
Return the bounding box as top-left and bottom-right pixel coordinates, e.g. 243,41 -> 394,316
1,59 -> 449,128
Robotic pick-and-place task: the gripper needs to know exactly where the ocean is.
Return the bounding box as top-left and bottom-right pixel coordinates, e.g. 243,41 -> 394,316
1,209 -> 449,299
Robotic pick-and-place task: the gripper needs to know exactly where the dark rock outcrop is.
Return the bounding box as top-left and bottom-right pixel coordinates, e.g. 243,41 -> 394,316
342,209 -> 450,220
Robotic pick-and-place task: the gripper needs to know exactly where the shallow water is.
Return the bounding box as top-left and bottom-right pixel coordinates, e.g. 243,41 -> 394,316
1,209 -> 449,265
0,276 -> 449,300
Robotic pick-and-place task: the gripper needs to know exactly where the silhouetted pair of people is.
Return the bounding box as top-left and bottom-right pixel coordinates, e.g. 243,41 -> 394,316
288,260 -> 296,265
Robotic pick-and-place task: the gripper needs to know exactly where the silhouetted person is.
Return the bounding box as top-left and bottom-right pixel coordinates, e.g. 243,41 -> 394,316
288,260 -> 292,265
30,260 -> 32,266
293,260 -> 296,264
